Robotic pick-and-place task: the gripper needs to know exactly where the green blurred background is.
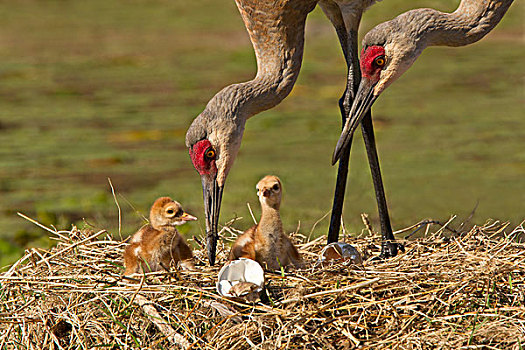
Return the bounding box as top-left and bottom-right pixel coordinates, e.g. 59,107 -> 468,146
0,0 -> 523,267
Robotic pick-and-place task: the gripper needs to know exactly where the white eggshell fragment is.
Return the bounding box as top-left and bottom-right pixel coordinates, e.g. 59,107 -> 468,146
216,258 -> 265,297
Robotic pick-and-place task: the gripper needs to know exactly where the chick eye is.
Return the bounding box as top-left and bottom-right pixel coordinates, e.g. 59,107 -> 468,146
166,209 -> 174,215
205,148 -> 216,159
272,184 -> 279,191
374,56 -> 386,68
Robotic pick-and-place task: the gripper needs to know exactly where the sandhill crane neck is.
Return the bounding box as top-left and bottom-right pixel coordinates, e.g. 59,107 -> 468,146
333,0 -> 514,162
186,0 -> 316,265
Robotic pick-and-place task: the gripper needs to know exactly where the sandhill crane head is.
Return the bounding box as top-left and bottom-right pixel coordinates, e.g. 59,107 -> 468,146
333,17 -> 424,163
186,89 -> 246,264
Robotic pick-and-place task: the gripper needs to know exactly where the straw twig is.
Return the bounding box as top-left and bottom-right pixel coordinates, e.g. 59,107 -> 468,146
134,294 -> 190,348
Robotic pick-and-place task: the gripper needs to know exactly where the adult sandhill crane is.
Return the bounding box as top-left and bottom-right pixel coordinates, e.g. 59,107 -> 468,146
334,0 -> 515,161
187,0 -> 399,265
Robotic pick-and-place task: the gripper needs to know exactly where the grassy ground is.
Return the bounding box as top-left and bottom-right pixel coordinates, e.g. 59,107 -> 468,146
0,0 -> 523,267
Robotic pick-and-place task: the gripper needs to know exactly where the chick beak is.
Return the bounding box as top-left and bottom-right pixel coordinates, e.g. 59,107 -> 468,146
180,212 -> 197,223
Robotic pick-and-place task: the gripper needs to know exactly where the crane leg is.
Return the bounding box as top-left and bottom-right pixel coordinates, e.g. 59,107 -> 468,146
360,111 -> 404,258
327,96 -> 353,244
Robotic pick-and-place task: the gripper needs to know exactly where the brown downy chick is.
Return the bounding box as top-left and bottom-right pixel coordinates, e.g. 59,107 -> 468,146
229,175 -> 302,270
124,197 -> 197,275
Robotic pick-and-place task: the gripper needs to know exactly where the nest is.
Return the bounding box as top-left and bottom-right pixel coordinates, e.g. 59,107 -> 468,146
1,217 -> 524,349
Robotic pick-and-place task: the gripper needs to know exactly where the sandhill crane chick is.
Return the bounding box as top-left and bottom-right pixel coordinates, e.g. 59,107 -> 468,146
229,175 -> 302,270
124,197 -> 197,275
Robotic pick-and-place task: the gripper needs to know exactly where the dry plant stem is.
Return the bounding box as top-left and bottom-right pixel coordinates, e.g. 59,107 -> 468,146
108,177 -> 123,241
247,202 -> 257,225
361,213 -> 373,237
308,210 -> 331,241
134,294 -> 190,348
17,212 -> 59,236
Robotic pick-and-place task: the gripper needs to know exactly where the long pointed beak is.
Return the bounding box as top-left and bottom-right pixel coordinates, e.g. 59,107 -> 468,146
332,77 -> 379,164
201,174 -> 223,266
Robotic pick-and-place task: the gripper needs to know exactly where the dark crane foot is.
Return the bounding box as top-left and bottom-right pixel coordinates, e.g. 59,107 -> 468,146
378,240 -> 405,260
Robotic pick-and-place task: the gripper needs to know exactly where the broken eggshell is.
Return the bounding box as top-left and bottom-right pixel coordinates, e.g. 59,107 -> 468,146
319,242 -> 363,266
216,258 -> 265,298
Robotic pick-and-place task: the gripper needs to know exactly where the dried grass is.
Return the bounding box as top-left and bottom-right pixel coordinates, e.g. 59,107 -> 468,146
1,218 -> 524,349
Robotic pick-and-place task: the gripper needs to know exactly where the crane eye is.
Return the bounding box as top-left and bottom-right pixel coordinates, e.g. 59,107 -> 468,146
374,56 -> 386,68
204,148 -> 216,159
